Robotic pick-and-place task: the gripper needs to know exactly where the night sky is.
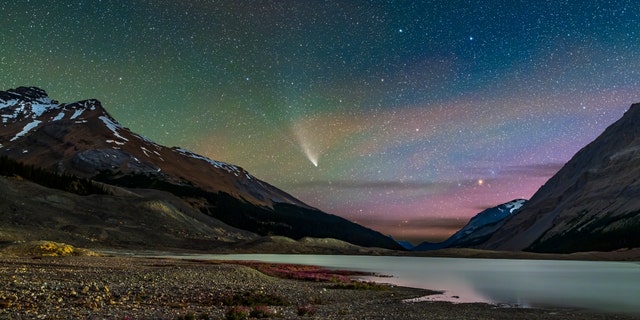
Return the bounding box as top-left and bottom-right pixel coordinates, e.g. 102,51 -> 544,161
2,1 -> 639,243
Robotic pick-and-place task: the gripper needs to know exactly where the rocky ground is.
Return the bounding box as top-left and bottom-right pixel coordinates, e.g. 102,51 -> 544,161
0,252 -> 638,320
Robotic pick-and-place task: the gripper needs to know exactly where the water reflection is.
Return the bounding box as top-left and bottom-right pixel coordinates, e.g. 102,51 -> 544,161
154,254 -> 640,315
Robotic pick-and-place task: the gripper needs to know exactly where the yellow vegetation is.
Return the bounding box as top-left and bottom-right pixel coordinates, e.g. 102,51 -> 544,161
37,241 -> 75,256
0,241 -> 101,257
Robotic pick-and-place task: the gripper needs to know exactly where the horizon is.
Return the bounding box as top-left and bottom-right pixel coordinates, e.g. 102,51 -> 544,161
2,1 -> 639,243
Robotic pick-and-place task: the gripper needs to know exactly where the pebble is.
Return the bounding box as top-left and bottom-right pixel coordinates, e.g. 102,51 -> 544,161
0,256 -> 636,320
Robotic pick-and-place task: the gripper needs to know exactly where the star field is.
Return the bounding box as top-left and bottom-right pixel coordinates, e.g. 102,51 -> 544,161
2,1 -> 640,243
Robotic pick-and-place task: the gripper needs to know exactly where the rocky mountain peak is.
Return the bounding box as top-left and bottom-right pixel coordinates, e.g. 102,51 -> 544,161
0,86 -> 53,104
0,87 -> 106,125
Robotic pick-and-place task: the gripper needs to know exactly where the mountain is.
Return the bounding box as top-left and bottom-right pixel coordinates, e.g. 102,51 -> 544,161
414,199 -> 526,251
479,103 -> 640,253
0,86 -> 402,250
395,240 -> 415,251
0,173 -> 258,250
0,87 -> 303,207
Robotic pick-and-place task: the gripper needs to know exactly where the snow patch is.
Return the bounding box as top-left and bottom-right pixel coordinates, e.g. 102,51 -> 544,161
132,133 -> 160,148
69,108 -> 84,120
98,116 -> 129,143
0,96 -> 59,123
52,111 -> 66,121
2,103 -> 23,122
137,146 -> 164,161
0,99 -> 19,114
106,139 -> 125,146
174,147 -> 253,179
0,99 -> 19,110
29,101 -> 57,117
505,199 -> 526,213
10,119 -> 42,141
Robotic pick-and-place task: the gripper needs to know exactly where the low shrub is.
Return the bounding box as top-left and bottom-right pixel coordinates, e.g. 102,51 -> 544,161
331,280 -> 387,291
225,306 -> 250,320
249,305 -> 276,318
228,261 -> 372,284
38,241 -> 75,256
225,305 -> 276,319
297,304 -> 317,316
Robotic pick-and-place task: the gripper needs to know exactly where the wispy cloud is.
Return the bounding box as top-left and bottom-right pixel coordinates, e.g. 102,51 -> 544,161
362,217 -> 469,229
501,163 -> 565,177
360,217 -> 469,243
463,162 -> 564,178
288,179 -> 483,191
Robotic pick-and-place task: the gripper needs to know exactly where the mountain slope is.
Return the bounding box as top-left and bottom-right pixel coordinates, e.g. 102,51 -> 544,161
0,87 -> 402,250
0,87 -> 302,207
479,103 -> 640,253
414,199 -> 526,251
0,175 -> 258,249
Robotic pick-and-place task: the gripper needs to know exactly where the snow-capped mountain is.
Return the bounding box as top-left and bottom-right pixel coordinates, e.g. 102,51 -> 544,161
0,87 -> 402,250
479,103 -> 640,253
414,199 -> 526,251
0,87 -> 301,207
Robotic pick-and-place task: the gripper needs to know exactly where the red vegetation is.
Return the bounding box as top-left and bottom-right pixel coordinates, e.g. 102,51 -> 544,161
225,261 -> 373,284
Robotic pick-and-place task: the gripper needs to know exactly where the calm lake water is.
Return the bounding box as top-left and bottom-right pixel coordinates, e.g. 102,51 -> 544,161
154,254 -> 640,315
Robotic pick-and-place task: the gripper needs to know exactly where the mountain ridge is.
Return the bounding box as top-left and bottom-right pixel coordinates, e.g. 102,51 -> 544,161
479,103 -> 640,252
1,86 -> 303,208
0,86 -> 402,250
414,199 -> 526,251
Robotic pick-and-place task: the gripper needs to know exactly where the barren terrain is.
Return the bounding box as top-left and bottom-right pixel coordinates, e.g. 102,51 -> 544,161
0,243 -> 638,319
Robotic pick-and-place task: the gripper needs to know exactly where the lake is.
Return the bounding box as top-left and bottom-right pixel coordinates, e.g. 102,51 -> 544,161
154,254 -> 640,315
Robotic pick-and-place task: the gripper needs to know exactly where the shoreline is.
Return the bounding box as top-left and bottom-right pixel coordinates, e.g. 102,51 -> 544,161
1,255 -> 638,319
88,241 -> 640,262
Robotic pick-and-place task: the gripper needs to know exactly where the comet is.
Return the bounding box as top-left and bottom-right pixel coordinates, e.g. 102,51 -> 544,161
305,147 -> 319,167
299,136 -> 319,167
292,121 -> 320,167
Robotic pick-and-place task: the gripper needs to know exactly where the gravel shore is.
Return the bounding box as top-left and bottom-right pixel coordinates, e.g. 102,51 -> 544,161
0,256 -> 637,319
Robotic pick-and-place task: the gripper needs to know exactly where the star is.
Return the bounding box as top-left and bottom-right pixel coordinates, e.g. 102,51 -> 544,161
0,1 -> 636,243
